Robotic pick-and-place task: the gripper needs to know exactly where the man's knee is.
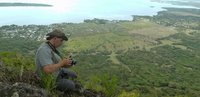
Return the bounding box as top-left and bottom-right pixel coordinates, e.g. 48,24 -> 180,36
62,69 -> 77,78
56,79 -> 75,92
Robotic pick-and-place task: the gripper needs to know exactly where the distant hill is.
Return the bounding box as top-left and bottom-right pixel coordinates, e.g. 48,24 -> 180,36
0,3 -> 52,7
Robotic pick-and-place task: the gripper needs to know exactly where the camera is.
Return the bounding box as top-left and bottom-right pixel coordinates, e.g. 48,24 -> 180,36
71,59 -> 76,65
69,56 -> 77,65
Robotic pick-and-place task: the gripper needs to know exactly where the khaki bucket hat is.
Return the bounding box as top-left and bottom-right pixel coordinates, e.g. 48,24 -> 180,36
46,29 -> 68,41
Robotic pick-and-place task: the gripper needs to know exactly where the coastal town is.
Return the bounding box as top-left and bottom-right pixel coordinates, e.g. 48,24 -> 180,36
0,24 -> 57,41
0,19 -> 130,41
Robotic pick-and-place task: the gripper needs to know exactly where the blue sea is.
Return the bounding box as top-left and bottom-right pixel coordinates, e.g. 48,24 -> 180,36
0,0 -> 197,26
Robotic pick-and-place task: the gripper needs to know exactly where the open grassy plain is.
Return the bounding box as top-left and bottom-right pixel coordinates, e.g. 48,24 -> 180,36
63,20 -> 179,53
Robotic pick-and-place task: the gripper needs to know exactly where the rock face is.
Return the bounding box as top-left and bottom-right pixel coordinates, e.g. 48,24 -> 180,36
0,81 -> 107,97
0,82 -> 53,97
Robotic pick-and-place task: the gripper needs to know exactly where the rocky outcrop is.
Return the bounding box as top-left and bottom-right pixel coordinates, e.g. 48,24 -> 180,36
0,81 -> 107,97
0,82 -> 53,97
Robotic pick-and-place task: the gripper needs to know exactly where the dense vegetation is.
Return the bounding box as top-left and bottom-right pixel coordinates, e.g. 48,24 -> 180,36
0,37 -> 43,57
117,45 -> 200,96
1,8 -> 200,96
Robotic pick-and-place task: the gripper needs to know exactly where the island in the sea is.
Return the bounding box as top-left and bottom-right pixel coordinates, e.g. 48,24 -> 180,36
0,3 -> 52,7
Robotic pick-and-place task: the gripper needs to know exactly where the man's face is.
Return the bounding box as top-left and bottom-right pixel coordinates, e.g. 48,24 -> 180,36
54,37 -> 64,48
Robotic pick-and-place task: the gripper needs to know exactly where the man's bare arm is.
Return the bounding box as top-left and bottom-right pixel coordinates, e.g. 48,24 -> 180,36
43,58 -> 72,74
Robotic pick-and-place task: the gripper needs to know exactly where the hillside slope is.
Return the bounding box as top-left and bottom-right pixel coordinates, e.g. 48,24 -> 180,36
1,8 -> 200,96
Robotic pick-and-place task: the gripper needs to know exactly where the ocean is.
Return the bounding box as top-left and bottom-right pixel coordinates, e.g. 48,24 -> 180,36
0,0 -> 197,26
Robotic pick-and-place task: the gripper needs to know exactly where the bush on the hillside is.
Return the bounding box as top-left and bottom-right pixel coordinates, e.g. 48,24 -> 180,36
118,91 -> 140,97
0,51 -> 37,83
86,74 -> 119,97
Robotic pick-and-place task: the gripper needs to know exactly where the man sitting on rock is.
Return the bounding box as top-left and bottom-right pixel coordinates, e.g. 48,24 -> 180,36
35,29 -> 77,92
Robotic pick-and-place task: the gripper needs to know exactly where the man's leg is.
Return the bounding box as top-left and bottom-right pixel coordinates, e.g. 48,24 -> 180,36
56,69 -> 77,92
56,78 -> 75,92
62,69 -> 77,79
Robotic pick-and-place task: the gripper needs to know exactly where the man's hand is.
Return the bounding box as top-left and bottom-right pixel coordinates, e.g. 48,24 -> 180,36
61,58 -> 73,68
43,58 -> 73,74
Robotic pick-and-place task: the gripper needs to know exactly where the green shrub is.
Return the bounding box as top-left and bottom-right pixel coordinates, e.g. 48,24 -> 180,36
0,51 -> 35,81
86,74 -> 119,97
118,91 -> 140,97
40,71 -> 58,92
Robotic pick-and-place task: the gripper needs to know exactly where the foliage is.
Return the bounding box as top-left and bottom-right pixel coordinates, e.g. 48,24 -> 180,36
40,71 -> 58,92
0,51 -> 35,81
150,8 -> 200,30
0,37 -> 43,57
118,91 -> 140,97
84,18 -> 109,24
86,74 -> 119,97
117,45 -> 200,96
